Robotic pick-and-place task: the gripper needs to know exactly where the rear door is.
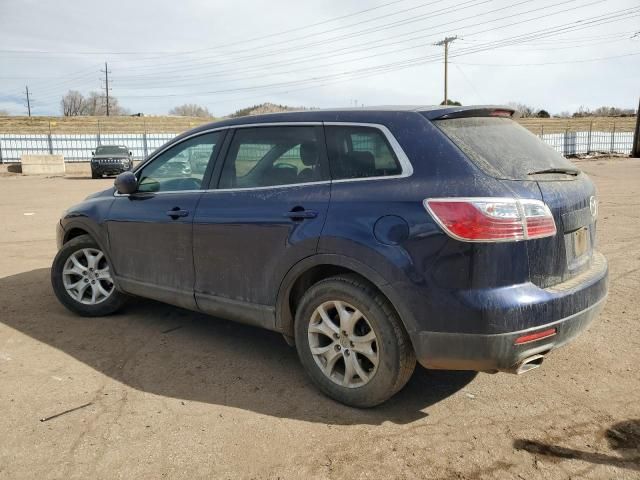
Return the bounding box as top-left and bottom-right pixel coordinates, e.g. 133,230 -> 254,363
434,116 -> 597,287
192,124 -> 331,328
106,131 -> 225,309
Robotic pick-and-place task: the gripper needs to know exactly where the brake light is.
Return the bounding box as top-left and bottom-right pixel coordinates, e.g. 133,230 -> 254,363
424,198 -> 556,242
489,109 -> 513,117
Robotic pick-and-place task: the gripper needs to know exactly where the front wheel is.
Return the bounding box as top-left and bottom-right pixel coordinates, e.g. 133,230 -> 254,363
51,234 -> 127,316
294,274 -> 416,407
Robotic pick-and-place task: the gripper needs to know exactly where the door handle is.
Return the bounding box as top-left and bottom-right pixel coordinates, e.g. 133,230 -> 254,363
285,209 -> 318,220
166,207 -> 189,219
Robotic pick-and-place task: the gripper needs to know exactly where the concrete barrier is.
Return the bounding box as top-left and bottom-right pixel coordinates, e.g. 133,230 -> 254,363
64,161 -> 142,177
20,154 -> 65,176
1,160 -> 142,177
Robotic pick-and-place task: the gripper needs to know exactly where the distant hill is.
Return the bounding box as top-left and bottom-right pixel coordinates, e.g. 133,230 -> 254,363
227,102 -> 307,118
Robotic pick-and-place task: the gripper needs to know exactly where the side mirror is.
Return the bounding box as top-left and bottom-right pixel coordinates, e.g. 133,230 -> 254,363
91,151 -> 95,155
114,171 -> 138,195
129,151 -> 132,156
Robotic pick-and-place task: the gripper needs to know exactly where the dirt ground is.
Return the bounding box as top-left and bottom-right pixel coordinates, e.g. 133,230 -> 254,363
0,158 -> 638,479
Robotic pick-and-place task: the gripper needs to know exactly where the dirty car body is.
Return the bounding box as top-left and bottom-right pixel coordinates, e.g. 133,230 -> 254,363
54,106 -> 608,404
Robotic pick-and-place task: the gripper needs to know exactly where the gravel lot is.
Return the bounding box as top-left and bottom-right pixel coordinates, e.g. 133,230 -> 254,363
0,158 -> 638,479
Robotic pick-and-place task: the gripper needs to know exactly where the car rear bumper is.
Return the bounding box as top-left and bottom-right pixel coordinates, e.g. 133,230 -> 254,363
411,251 -> 608,372
414,295 -> 606,371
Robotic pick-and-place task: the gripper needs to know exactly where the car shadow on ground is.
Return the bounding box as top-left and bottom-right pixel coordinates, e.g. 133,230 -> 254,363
514,419 -> 640,471
0,268 -> 476,426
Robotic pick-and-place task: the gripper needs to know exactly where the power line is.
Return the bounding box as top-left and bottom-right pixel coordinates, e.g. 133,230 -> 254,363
113,7 -> 640,100
434,36 -> 458,104
114,0 -> 621,90
110,0 -> 566,81
0,0 -> 410,56
111,0 -> 488,75
34,6 -> 640,107
11,2 -> 640,109
451,51 -> 640,66
112,0 -> 613,84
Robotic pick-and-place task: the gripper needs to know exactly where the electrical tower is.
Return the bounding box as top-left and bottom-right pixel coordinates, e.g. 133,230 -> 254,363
434,36 -> 458,105
100,62 -> 112,116
24,85 -> 32,117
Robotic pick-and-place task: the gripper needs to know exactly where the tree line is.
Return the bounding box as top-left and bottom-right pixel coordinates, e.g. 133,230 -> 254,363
60,90 -> 129,116
29,92 -> 640,119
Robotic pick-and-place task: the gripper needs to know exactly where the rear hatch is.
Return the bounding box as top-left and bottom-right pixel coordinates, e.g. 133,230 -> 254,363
433,113 -> 597,288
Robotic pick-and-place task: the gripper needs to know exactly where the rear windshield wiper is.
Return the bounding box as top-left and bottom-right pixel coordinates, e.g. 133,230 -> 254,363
527,167 -> 579,176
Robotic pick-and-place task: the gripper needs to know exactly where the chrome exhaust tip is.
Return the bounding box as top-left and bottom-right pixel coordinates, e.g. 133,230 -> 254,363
513,354 -> 545,374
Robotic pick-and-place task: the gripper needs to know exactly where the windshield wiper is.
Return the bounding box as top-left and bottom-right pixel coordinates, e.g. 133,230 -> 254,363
528,167 -> 579,176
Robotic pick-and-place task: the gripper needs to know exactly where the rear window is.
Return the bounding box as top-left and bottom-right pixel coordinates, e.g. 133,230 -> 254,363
434,117 -> 578,180
96,146 -> 128,155
325,126 -> 402,180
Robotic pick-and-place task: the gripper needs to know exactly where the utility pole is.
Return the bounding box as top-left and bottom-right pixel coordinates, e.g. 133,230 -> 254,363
100,62 -> 111,116
24,85 -> 31,117
434,36 -> 457,105
632,97 -> 640,158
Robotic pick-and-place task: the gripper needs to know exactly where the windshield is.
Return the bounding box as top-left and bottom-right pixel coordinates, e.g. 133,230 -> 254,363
95,146 -> 129,155
434,117 -> 579,180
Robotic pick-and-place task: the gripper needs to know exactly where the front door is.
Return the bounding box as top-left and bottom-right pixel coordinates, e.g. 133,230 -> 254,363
106,130 -> 225,309
193,125 -> 331,328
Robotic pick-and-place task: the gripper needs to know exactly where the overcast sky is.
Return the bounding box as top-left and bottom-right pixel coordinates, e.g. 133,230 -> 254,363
0,0 -> 638,117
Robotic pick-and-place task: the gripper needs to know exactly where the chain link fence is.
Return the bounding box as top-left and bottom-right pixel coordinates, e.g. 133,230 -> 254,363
0,125 -> 636,164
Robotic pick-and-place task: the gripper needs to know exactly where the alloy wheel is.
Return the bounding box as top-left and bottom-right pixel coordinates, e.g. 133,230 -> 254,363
308,300 -> 379,388
62,248 -> 114,305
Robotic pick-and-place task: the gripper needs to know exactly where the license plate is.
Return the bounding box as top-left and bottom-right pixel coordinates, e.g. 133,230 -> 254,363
573,227 -> 589,258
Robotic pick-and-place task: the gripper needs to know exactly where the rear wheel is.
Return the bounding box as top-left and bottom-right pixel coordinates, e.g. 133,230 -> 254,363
51,234 -> 127,316
295,274 -> 415,407
91,169 -> 99,179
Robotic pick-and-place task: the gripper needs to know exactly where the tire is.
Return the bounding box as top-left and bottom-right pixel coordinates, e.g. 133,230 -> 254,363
294,274 -> 416,407
51,234 -> 127,316
91,169 -> 99,179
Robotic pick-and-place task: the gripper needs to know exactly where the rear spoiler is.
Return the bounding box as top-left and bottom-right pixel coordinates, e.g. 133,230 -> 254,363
421,106 -> 518,121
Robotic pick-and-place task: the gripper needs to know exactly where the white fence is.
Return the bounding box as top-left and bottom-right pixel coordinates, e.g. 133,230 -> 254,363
0,130 -> 635,163
0,133 -> 177,163
541,131 -> 634,156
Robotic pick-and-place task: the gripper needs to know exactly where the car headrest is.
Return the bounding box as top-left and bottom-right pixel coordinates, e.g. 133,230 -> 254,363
333,150 -> 377,179
300,142 -> 319,166
351,151 -> 375,171
350,151 -> 376,177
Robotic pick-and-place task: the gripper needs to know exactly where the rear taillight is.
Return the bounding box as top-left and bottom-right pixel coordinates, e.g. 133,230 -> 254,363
424,197 -> 556,242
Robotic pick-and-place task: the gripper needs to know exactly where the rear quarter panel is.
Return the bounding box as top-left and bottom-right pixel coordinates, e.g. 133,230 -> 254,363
319,113 -> 531,335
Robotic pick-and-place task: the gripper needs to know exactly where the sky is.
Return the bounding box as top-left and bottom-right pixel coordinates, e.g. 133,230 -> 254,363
0,0 -> 638,117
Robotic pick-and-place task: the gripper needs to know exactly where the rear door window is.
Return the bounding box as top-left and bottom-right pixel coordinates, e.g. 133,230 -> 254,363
218,126 -> 328,188
434,117 -> 578,180
325,126 -> 402,180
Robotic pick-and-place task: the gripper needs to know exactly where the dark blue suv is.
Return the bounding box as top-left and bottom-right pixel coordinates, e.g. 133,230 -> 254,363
51,106 -> 608,407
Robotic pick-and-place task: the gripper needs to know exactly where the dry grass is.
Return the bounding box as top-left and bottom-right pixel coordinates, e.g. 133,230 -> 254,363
0,116 -> 214,134
518,117 -> 636,134
0,115 -> 635,135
